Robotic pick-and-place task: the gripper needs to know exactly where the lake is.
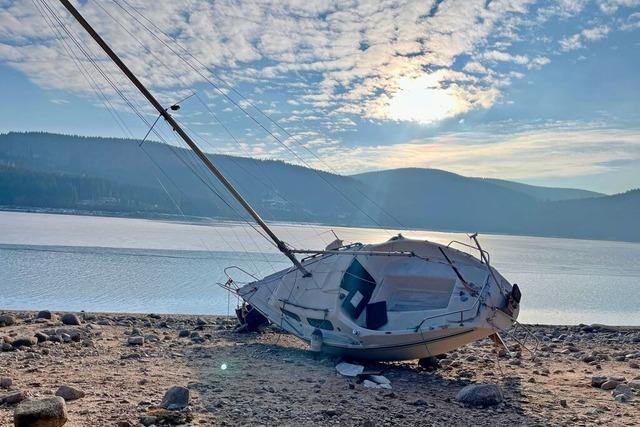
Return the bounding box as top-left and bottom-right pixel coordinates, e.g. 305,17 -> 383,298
1,211 -> 639,325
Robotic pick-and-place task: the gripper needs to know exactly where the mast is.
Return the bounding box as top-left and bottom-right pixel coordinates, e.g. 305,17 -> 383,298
57,0 -> 310,276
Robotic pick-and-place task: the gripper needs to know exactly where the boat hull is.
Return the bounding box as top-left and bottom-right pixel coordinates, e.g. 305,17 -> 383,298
316,327 -> 493,361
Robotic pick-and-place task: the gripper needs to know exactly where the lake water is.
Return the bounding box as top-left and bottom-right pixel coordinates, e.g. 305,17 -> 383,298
1,211 -> 639,325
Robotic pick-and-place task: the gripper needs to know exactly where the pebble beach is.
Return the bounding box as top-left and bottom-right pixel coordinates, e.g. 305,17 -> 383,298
1,311 -> 639,426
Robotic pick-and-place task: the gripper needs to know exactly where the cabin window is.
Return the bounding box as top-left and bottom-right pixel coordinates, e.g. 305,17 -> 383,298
281,308 -> 301,322
307,318 -> 334,331
340,258 -> 377,319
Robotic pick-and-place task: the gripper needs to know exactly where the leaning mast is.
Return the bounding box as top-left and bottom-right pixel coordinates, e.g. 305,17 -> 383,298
57,0 -> 309,276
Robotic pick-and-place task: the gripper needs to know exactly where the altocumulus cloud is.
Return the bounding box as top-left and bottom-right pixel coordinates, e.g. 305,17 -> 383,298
0,0 -> 638,184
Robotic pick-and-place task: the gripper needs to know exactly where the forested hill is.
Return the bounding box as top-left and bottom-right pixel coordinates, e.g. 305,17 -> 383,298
1,132 -> 638,242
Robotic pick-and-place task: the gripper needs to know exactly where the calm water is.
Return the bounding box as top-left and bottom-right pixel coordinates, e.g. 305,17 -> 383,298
1,211 -> 639,325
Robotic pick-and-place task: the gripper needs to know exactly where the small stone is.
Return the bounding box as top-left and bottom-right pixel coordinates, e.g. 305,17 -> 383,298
363,379 -> 380,389
418,356 -> 440,370
591,376 -> 608,388
36,310 -> 53,320
611,384 -> 633,398
601,380 -> 619,390
55,385 -> 85,401
0,314 -> 16,327
1,390 -> 26,404
12,336 -> 37,348
127,336 -> 144,346
178,330 -> 190,338
160,386 -> 189,410
560,399 -> 568,408
0,377 -> 12,389
13,397 -> 67,427
455,384 -> 503,407
60,313 -> 81,326
323,408 -> 339,416
34,332 -> 48,343
614,394 -> 633,403
140,415 -> 158,426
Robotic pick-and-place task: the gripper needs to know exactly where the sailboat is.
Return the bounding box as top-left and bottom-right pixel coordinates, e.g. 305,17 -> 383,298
57,0 -> 530,361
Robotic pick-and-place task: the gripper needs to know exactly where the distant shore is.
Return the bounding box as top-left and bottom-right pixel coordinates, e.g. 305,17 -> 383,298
1,310 -> 638,426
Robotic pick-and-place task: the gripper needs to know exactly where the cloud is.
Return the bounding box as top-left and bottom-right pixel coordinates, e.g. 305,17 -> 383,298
317,123 -> 640,179
0,0 -> 549,129
560,25 -> 610,51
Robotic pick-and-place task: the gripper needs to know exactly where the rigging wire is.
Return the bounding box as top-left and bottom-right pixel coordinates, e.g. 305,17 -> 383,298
92,0 -> 327,251
38,0 -> 279,276
33,0 -> 238,276
111,0 -> 398,234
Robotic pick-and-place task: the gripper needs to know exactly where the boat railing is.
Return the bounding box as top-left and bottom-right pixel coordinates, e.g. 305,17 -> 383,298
447,240 -> 491,265
499,319 -> 541,359
413,275 -> 491,332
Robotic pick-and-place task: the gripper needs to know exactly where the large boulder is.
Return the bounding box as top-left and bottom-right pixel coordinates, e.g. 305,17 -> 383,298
160,386 -> 190,410
60,313 -> 81,326
455,384 -> 504,407
0,314 -> 16,327
36,310 -> 53,320
14,397 -> 68,427
55,385 -> 85,402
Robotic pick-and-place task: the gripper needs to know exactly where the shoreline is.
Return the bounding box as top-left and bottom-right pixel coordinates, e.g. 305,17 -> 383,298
3,207 -> 639,246
2,309 -> 640,330
1,310 -> 639,426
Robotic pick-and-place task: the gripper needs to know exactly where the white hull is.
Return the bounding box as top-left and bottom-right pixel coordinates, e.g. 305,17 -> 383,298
235,236 -> 520,361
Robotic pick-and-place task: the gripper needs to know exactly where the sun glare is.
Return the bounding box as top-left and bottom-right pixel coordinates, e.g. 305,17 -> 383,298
387,75 -> 468,124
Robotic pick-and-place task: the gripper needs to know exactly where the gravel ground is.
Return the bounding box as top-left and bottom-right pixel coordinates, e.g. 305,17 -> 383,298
1,311 -> 638,426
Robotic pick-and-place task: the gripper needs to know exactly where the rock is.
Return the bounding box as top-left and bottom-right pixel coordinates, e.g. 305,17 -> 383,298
13,397 -> 67,427
560,399 -> 568,408
127,336 -> 144,346
1,390 -> 26,404
601,380 -> 619,390
55,385 -> 85,401
591,376 -> 608,388
614,393 -> 633,403
0,314 -> 16,327
455,384 -> 504,407
368,375 -> 391,385
35,332 -> 49,343
178,330 -> 190,338
611,384 -> 634,399
146,408 -> 191,425
160,386 -> 189,410
139,415 -> 158,426
335,362 -> 364,377
323,408 -> 339,416
582,355 -> 596,363
628,380 -> 640,391
36,310 -> 53,320
2,342 -> 14,352
418,356 -> 440,370
363,379 -> 380,389
12,336 -> 37,348
60,313 -> 80,326
0,377 -> 12,389
144,334 -> 159,343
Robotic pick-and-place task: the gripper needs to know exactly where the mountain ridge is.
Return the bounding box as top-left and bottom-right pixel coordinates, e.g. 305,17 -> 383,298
1,131 -> 638,242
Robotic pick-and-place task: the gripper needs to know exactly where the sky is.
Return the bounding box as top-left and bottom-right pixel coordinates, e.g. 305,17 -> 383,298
0,0 -> 639,194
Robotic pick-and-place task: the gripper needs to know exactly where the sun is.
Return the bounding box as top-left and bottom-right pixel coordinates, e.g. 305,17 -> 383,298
387,75 -> 469,124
